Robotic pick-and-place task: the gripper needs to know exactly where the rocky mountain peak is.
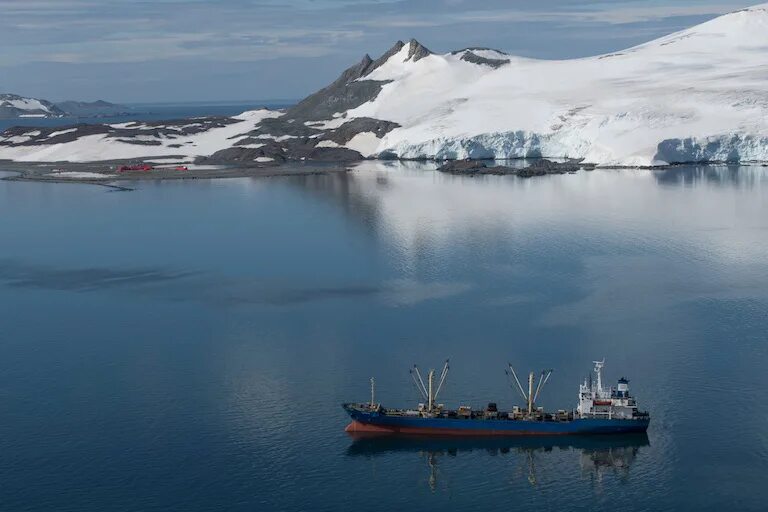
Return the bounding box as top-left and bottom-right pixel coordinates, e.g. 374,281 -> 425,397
406,39 -> 432,62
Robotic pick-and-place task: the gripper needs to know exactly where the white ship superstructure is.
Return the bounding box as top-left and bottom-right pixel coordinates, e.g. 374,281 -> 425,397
576,360 -> 640,420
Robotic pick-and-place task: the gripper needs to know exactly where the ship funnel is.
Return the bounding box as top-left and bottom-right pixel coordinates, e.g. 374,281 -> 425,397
617,377 -> 629,397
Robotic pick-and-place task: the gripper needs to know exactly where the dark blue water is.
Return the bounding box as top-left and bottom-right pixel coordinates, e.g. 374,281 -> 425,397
0,163 -> 767,511
0,100 -> 294,132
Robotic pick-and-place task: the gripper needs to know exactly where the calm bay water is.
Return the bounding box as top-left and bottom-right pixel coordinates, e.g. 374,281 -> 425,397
0,162 -> 767,511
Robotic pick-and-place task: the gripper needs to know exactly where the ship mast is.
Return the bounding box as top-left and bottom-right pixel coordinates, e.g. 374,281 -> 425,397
528,372 -> 534,415
370,377 -> 376,408
411,360 -> 449,413
507,363 -> 553,417
428,370 -> 434,412
593,359 -> 605,396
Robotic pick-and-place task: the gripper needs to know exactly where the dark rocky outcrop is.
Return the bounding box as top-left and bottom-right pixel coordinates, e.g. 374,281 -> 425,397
460,51 -> 510,69
247,117 -> 320,139
320,117 -> 400,145
438,158 -> 583,177
200,137 -> 363,165
406,39 -> 432,62
200,145 -> 285,165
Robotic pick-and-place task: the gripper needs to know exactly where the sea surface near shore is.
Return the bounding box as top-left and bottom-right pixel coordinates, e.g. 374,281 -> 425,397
1,163 -> 767,511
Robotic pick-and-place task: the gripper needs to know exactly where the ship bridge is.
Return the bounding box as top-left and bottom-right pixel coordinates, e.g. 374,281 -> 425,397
576,360 -> 644,420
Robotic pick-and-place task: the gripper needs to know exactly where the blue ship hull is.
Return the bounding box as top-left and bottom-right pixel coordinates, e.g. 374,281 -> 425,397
343,404 -> 650,436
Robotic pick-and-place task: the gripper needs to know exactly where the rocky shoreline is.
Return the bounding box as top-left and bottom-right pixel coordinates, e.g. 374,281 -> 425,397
0,156 -> 605,191
0,160 -> 351,189
437,158 -> 594,177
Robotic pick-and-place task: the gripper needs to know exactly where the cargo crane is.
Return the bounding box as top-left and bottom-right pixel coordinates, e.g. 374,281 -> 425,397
410,360 -> 450,414
505,364 -> 553,417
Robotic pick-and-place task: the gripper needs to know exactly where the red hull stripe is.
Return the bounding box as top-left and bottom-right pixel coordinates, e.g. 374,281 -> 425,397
345,420 -> 575,437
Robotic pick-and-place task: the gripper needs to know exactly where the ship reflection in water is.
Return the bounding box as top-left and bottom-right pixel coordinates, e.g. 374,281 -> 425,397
346,434 -> 649,493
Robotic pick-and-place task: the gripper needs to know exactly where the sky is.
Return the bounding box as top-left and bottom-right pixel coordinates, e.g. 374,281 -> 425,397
0,0 -> 758,103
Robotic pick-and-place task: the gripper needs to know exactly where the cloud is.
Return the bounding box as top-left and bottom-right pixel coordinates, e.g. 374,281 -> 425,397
350,2 -> 741,29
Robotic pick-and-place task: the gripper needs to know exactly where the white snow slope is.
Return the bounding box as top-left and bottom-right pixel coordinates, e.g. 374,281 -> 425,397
341,3 -> 768,166
0,109 -> 282,162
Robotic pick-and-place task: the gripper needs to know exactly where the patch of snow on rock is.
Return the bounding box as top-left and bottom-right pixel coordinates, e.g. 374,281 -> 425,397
345,132 -> 381,156
47,128 -> 78,138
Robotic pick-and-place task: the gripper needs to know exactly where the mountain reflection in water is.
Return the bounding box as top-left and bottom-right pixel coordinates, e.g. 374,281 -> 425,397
346,434 -> 649,492
653,164 -> 768,186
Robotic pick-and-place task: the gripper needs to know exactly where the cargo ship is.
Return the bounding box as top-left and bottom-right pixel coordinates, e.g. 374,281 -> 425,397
343,359 -> 650,436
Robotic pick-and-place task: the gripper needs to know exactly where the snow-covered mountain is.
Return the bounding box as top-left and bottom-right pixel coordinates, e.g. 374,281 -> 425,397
327,3 -> 768,166
0,94 -> 65,119
3,3 -> 768,166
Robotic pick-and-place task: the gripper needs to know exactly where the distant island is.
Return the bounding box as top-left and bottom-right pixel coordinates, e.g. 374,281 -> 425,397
0,93 -> 132,119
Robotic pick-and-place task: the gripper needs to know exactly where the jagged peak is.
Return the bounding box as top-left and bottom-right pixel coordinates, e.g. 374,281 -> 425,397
390,40 -> 406,52
406,38 -> 432,62
359,40 -> 406,77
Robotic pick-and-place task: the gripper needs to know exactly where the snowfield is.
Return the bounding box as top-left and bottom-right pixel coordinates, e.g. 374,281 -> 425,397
2,4 -> 768,167
0,109 -> 282,163
338,3 -> 768,166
